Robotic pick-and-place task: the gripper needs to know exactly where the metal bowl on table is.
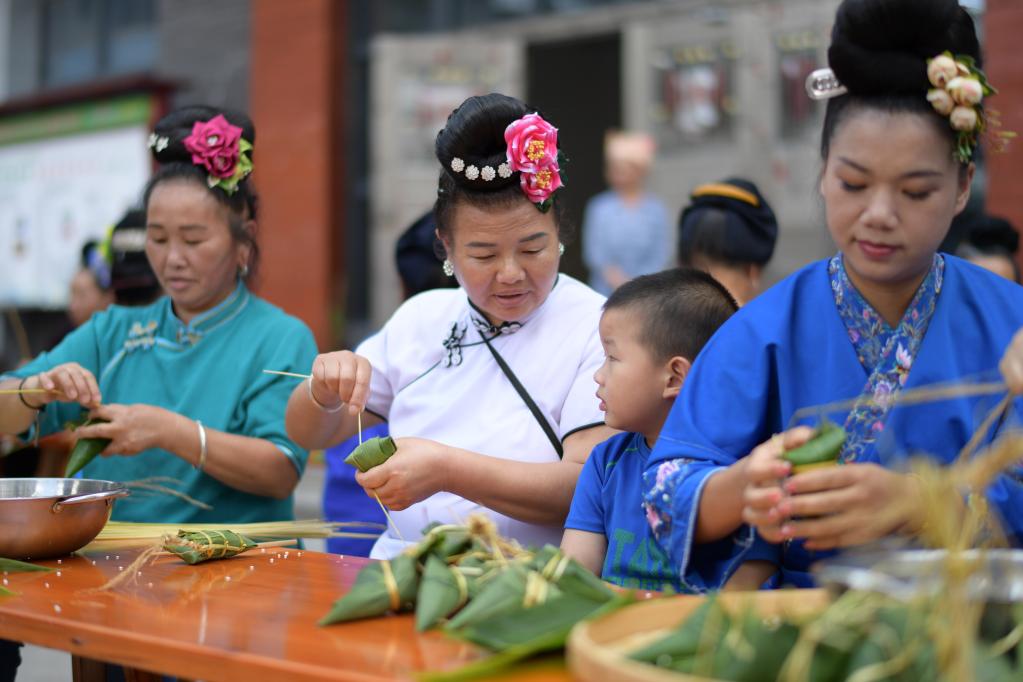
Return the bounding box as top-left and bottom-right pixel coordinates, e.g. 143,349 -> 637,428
0,478 -> 129,560
814,547 -> 1023,643
814,547 -> 1023,602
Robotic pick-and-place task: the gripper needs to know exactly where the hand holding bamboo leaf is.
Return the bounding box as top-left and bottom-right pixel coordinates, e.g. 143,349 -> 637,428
740,426 -> 813,543
74,404 -> 177,457
354,437 -> 449,511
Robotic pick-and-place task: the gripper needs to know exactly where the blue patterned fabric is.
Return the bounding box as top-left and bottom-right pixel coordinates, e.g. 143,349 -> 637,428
830,254 -> 944,463
642,256 -> 1023,589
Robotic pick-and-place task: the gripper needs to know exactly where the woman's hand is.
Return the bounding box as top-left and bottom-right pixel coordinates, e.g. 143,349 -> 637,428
354,437 -> 449,510
75,403 -> 178,456
28,363 -> 102,408
776,463 -> 916,551
309,351 -> 372,416
740,427 -> 808,543
1000,328 -> 1023,395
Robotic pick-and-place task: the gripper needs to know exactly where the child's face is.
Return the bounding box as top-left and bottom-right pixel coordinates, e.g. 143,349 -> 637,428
821,109 -> 971,294
593,307 -> 674,440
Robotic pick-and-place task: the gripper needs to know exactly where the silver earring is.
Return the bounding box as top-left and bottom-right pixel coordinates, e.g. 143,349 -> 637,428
443,259 -> 454,277
558,243 -> 565,257
239,264 -> 250,279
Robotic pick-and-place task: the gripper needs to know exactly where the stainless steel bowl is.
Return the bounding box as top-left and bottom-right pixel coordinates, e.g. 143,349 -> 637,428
0,478 -> 129,560
814,547 -> 1023,603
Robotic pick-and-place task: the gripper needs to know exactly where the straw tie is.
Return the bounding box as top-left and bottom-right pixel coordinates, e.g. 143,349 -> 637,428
380,559 -> 401,612
263,369 -> 405,542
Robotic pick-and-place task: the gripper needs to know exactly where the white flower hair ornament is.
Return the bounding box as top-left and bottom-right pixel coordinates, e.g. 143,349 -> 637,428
925,52 -> 1007,163
806,53 -> 1013,164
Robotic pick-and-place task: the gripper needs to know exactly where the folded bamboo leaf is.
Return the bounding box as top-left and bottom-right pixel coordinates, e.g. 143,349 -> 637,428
532,545 -> 617,603
431,528 -> 472,561
0,558 -> 53,573
452,591 -> 612,651
629,596 -> 729,664
420,629 -> 568,682
65,418 -> 111,477
320,554 -> 418,625
415,554 -> 470,632
344,436 -> 397,472
783,421 -> 845,473
446,565 -> 561,631
842,605 -> 911,678
163,530 -> 258,565
423,593 -> 632,682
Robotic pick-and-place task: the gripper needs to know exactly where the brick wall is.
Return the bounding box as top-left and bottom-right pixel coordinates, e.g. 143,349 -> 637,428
984,0 -> 1023,263
250,0 -> 344,350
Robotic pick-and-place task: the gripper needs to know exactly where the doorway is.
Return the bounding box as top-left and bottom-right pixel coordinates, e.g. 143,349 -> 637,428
527,32 -> 621,285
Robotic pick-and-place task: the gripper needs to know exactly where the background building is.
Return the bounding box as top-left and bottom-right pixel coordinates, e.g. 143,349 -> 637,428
0,0 -> 1014,364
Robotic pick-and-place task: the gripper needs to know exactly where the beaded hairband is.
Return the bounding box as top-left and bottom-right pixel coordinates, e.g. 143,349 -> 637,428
447,112 -> 564,213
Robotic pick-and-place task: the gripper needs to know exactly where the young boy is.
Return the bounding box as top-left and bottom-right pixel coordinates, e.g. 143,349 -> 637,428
562,268 -> 770,591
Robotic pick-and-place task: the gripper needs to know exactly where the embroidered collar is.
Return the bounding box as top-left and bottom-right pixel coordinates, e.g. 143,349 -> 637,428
166,280 -> 250,346
467,300 -> 524,337
829,253 -> 944,462
464,275 -> 561,337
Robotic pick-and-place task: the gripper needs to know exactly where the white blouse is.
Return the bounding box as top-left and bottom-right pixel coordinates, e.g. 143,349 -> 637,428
357,274 -> 606,557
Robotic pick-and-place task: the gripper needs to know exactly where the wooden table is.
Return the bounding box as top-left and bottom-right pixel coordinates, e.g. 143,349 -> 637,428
0,545 -> 572,681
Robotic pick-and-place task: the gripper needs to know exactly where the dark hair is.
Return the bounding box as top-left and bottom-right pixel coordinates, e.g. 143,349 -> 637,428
395,210 -> 459,298
79,239 -> 111,291
821,0 -> 981,163
678,178 -> 778,269
432,93 -> 571,250
957,214 -> 1021,282
141,105 -> 261,279
604,268 -> 738,364
109,208 -> 162,305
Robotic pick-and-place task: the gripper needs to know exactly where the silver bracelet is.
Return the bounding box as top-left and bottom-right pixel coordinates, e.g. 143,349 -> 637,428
306,377 -> 344,413
195,420 -> 208,470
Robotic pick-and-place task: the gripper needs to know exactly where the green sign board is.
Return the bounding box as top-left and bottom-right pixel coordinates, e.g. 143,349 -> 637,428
0,94 -> 152,147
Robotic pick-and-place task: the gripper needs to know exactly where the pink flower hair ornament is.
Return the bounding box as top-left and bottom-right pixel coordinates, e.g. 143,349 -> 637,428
182,114 -> 254,195
504,112 -> 564,212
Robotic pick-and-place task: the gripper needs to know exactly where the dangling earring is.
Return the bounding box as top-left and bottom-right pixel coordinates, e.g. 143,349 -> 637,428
239,264 -> 250,279
443,259 -> 455,277
558,243 -> 565,257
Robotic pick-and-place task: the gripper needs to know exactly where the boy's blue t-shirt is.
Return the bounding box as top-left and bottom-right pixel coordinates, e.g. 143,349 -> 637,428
565,431 -> 678,591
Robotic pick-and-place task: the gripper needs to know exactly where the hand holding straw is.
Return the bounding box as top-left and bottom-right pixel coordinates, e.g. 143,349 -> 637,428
263,369 -> 404,541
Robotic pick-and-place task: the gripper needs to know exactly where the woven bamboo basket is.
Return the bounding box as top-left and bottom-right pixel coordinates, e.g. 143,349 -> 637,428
566,589 -> 831,682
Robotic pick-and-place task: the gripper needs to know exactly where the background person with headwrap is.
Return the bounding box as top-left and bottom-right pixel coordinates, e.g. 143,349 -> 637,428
109,208 -> 163,305
955,213 -> 1020,283
582,131 -> 673,295
677,178 -> 779,305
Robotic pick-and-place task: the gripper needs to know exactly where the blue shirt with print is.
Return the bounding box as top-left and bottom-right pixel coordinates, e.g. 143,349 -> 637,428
565,431 -> 678,591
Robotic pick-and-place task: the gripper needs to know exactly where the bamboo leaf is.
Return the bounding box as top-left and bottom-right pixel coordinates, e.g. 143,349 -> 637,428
0,558 -> 53,573
320,554 -> 419,625
163,530 -> 258,565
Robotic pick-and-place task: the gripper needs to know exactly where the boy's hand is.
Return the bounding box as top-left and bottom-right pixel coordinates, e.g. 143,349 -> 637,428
740,426 -> 812,543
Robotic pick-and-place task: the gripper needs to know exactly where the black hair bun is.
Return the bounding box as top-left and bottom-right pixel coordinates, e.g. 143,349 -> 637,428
828,0 -> 980,96
150,105 -> 255,166
435,93 -> 532,192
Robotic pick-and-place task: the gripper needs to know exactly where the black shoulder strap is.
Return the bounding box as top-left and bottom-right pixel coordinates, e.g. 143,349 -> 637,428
479,331 -> 564,459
